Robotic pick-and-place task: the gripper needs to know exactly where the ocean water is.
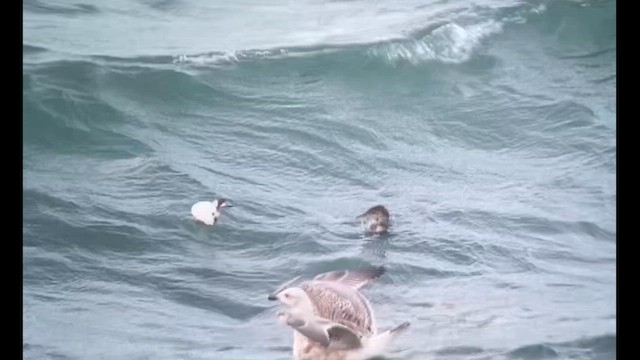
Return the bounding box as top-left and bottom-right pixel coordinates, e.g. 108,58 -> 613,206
23,0 -> 616,359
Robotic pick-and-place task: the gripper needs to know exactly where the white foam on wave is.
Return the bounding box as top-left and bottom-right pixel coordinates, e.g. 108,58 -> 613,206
169,1 -> 548,68
367,19 -> 504,65
173,49 -> 289,66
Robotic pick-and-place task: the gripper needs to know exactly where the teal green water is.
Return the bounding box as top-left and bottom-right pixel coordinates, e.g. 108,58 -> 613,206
23,0 -> 615,359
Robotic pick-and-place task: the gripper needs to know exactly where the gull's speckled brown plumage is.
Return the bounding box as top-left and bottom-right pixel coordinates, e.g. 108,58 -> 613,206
288,267 -> 385,359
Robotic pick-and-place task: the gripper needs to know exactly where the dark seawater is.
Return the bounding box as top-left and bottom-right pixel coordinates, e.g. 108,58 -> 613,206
23,0 -> 616,359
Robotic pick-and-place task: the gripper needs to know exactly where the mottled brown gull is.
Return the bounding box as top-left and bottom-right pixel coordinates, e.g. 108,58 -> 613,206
268,266 -> 410,360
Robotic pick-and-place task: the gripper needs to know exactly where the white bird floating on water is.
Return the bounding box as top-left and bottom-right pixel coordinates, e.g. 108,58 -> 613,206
268,266 -> 410,360
191,198 -> 233,226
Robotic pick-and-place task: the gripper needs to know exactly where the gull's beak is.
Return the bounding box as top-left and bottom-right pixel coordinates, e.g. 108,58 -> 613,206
268,275 -> 301,301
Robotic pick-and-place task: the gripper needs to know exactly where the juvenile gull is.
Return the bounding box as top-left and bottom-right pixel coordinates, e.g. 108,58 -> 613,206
356,205 -> 390,235
190,198 -> 233,226
268,266 -> 410,360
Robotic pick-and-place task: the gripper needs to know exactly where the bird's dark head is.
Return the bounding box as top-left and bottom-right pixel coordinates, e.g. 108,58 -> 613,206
215,198 -> 234,209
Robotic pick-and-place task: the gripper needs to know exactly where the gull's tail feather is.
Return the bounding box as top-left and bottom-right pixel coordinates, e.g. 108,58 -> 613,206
356,321 -> 411,359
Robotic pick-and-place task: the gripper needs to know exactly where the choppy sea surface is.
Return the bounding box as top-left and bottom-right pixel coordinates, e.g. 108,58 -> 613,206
23,0 -> 616,359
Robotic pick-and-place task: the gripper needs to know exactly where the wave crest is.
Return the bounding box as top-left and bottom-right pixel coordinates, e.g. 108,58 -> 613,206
367,20 -> 503,65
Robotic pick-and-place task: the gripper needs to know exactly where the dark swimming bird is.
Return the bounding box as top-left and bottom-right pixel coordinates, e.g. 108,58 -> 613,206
356,205 -> 390,234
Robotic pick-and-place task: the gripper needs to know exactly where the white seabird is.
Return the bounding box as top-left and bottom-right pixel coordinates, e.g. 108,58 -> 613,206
191,198 -> 233,226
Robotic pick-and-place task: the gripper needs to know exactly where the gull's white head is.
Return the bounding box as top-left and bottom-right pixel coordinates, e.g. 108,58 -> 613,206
268,287 -> 312,309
